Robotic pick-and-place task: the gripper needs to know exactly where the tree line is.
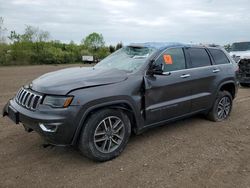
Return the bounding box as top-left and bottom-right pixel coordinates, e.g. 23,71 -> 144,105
0,17 -> 123,65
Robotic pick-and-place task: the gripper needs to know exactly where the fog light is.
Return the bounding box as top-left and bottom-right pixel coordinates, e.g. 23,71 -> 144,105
39,123 -> 60,133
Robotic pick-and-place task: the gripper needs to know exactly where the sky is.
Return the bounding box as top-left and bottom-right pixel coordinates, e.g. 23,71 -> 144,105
0,0 -> 250,45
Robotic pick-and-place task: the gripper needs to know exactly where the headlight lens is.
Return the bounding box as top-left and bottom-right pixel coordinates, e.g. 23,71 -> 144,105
43,96 -> 73,108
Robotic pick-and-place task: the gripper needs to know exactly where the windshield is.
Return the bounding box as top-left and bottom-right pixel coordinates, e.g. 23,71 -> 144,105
95,46 -> 156,72
231,42 -> 250,51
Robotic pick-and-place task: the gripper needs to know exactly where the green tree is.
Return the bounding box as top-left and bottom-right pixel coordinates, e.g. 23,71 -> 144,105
109,45 -> 115,53
82,32 -> 105,51
81,48 -> 92,56
1,26 -> 112,65
115,42 -> 123,50
8,31 -> 21,43
96,47 -> 110,59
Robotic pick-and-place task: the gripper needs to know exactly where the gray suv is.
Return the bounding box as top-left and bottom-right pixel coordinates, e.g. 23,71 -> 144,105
3,42 -> 239,161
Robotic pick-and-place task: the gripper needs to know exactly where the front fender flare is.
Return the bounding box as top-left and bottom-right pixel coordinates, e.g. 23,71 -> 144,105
71,99 -> 143,145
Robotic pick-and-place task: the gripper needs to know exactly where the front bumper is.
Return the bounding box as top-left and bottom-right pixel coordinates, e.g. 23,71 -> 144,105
2,99 -> 82,145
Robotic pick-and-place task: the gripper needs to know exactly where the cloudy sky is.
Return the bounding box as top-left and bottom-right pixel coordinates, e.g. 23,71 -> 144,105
0,0 -> 249,45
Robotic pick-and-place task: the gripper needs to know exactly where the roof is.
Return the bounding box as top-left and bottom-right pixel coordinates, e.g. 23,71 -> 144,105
128,42 -> 190,50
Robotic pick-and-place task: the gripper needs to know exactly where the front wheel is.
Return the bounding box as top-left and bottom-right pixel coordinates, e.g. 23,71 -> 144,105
78,109 -> 131,162
207,91 -> 233,122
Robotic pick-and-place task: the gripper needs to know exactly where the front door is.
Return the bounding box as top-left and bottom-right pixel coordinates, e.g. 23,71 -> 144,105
144,47 -> 192,125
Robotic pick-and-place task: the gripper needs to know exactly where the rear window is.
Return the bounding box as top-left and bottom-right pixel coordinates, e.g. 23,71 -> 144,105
209,49 -> 230,65
188,48 -> 211,68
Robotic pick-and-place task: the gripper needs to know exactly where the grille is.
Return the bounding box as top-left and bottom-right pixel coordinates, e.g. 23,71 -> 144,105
15,88 -> 42,110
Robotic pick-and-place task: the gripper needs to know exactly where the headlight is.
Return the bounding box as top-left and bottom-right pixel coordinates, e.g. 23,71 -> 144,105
43,96 -> 73,108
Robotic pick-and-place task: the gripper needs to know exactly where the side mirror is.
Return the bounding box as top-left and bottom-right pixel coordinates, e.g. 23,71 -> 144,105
148,63 -> 163,75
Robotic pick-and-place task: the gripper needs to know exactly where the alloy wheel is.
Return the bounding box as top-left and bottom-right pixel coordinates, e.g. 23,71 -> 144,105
217,96 -> 231,120
94,116 -> 125,153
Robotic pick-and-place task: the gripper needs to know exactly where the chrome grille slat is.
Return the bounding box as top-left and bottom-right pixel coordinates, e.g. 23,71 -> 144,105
18,90 -> 25,102
17,90 -> 24,101
27,94 -> 34,108
25,93 -> 31,107
33,96 -> 41,109
30,95 -> 36,109
20,91 -> 26,104
16,89 -> 22,99
21,91 -> 28,105
15,88 -> 42,110
36,97 -> 42,109
23,93 -> 30,105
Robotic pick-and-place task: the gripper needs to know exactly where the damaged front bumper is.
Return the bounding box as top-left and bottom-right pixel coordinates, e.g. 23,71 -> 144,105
2,98 -> 82,145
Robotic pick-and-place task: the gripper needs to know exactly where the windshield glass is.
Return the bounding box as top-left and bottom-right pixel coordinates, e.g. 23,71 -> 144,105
95,46 -> 156,72
231,42 -> 250,51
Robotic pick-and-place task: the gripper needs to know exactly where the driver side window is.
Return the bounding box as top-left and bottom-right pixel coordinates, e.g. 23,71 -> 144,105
155,48 -> 186,72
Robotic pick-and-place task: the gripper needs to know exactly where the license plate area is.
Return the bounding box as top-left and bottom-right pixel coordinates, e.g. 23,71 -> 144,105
8,106 -> 20,124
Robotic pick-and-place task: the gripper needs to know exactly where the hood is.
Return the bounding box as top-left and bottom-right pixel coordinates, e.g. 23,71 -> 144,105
229,50 -> 250,60
30,67 -> 128,95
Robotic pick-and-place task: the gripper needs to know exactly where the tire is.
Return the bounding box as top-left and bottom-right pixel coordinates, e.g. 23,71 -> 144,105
78,109 -> 131,162
240,83 -> 250,87
207,91 -> 233,122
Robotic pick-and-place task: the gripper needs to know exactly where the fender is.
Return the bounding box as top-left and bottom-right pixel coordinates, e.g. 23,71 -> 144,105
216,80 -> 237,97
71,99 -> 144,145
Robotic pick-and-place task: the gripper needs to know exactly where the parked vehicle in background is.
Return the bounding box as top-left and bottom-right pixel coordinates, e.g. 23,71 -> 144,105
82,55 -> 97,64
3,42 -> 239,162
229,42 -> 250,87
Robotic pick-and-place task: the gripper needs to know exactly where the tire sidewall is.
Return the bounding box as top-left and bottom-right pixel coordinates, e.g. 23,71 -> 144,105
79,109 -> 131,161
213,91 -> 233,122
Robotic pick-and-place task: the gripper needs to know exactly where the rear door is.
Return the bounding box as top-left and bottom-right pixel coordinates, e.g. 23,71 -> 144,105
144,47 -> 192,125
208,48 -> 233,77
185,47 -> 218,112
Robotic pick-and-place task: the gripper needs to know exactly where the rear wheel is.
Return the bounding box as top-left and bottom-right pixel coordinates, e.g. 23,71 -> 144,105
207,91 -> 233,122
78,109 -> 131,162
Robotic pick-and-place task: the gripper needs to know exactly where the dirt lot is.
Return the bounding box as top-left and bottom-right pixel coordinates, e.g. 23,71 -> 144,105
0,64 -> 250,188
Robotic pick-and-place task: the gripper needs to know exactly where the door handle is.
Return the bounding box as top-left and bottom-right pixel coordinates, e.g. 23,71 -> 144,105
180,74 -> 191,78
213,69 -> 220,73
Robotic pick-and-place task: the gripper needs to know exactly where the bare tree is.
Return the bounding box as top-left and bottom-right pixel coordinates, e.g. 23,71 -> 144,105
38,30 -> 50,42
21,25 -> 50,42
0,17 -> 7,43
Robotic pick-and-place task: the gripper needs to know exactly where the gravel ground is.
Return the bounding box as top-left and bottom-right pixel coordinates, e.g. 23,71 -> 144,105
0,64 -> 249,188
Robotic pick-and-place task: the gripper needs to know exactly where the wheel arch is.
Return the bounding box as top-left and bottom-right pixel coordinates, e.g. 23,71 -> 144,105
71,100 -> 141,145
218,81 -> 237,99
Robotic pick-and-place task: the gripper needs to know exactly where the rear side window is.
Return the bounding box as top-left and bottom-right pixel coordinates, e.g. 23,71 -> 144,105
188,48 -> 211,68
209,49 -> 230,64
155,48 -> 186,72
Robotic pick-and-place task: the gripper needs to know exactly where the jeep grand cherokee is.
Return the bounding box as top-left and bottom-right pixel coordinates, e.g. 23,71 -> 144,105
3,42 -> 239,161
